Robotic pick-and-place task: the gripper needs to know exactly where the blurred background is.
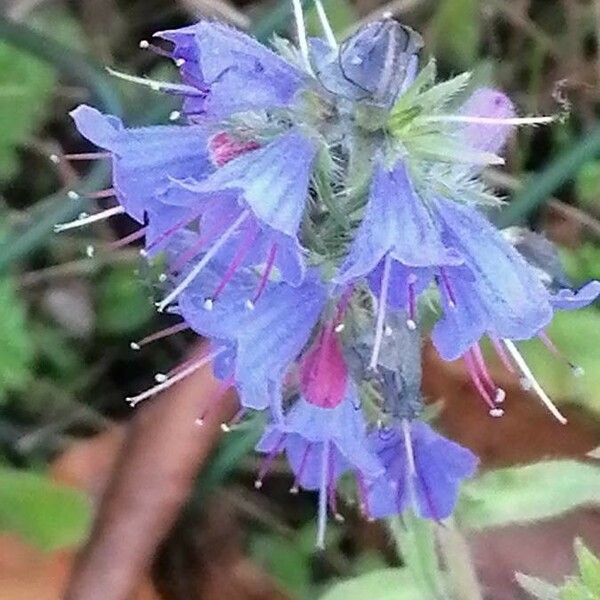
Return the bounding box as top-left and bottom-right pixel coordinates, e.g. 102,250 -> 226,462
0,0 -> 600,599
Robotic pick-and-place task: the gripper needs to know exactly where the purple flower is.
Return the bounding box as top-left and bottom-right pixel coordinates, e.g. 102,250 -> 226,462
70,105 -> 212,224
155,21 -> 307,120
256,385 -> 383,547
459,87 -> 516,156
365,421 -> 478,520
176,262 -> 328,411
550,280 -> 600,311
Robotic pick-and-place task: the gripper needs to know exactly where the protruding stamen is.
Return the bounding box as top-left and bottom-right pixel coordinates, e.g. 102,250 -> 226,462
439,267 -> 457,308
211,224 -> 259,301
107,67 -> 205,96
316,441 -> 331,550
255,434 -> 286,490
464,351 -> 499,412
369,255 -> 392,370
157,210 -> 250,312
53,152 -> 111,163
126,347 -> 224,407
407,273 -> 417,330
86,245 -> 95,258
131,322 -> 189,350
315,0 -> 338,49
490,335 -> 516,373
109,227 -> 147,250
251,243 -> 278,305
538,331 -> 584,376
154,373 -> 168,383
86,188 -> 117,200
54,205 -> 125,232
470,344 -> 506,404
291,0 -> 313,74
169,110 -> 181,121
290,444 -> 312,495
503,339 -> 568,424
67,190 -> 81,200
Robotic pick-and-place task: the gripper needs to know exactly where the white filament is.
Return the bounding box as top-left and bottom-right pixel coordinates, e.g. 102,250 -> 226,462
503,339 -> 568,424
54,206 -> 124,232
423,115 -> 556,126
291,0 -> 313,73
315,0 -> 338,49
156,210 -> 249,312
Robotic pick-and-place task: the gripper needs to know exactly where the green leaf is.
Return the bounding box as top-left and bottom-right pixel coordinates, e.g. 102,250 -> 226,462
574,539 -> 600,594
560,580 -> 599,600
518,309 -> 600,416
96,266 -> 154,336
0,466 -> 91,550
0,40 -> 55,182
251,534 -> 312,596
430,0 -> 481,67
0,277 -> 34,401
575,160 -> 600,210
457,461 -> 600,530
516,573 -> 560,600
320,568 -> 422,600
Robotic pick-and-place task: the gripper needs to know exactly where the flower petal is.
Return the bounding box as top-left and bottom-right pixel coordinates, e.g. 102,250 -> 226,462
459,88 -> 515,156
551,280 -> 600,311
337,161 -> 461,284
158,22 -> 306,119
70,105 -> 211,222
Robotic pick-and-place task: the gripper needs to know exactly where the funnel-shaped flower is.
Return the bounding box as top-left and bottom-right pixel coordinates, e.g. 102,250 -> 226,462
366,421 -> 478,520
156,21 -> 307,120
70,105 -> 212,223
256,385 -> 383,546
177,264 -> 327,411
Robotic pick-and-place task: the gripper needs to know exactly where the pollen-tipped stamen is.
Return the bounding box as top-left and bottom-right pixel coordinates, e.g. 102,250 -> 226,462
249,243 -> 278,306
406,273 -> 418,330
470,344 -> 506,404
126,347 -> 225,407
130,321 -> 189,351
156,210 -> 250,312
503,339 -> 567,424
538,331 -> 585,377
209,224 -> 259,303
439,267 -> 457,308
255,434 -> 286,489
54,205 -> 125,232
464,352 -> 504,416
289,443 -> 312,494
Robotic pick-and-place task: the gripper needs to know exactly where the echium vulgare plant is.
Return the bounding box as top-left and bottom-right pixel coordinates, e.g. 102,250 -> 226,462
55,1 -> 600,547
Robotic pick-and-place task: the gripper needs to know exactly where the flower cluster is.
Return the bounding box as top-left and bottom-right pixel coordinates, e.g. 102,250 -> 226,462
57,4 -> 599,546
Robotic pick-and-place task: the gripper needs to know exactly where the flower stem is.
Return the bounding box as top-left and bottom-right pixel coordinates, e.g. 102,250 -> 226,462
435,519 -> 483,600
388,513 -> 445,599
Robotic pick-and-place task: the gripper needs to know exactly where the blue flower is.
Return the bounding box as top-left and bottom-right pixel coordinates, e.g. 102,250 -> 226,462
70,105 -> 212,224
177,262 -> 327,411
155,21 -> 307,120
256,384 -> 383,547
310,19 -> 423,105
365,421 -> 478,520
